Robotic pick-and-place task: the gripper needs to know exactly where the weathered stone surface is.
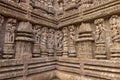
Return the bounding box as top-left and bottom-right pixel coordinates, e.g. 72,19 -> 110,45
0,0 -> 120,80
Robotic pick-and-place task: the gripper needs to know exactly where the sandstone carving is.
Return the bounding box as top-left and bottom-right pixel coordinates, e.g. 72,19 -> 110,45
0,0 -> 120,80
68,25 -> 76,57
41,27 -> 48,57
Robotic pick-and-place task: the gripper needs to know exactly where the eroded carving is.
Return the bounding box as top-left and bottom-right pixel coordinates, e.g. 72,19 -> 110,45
41,27 -> 48,57
47,28 -> 55,56
68,25 -> 76,57
55,30 -> 63,56
94,18 -> 107,59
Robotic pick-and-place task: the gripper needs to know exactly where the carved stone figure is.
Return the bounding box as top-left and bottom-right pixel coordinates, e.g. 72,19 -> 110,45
33,25 -> 41,57
94,18 -> 106,43
55,30 -> 63,56
94,18 -> 107,59
68,25 -> 76,57
109,15 -> 120,45
40,27 -> 48,56
62,27 -> 69,57
5,18 -> 17,43
47,28 -> 55,56
33,25 -> 41,43
109,15 -> 120,59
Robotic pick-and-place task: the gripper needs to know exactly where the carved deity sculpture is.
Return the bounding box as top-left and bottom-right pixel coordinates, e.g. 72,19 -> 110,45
94,18 -> 107,59
68,25 -> 76,57
62,27 -> 69,57
94,18 -> 106,43
33,25 -> 41,43
55,30 -> 63,56
40,27 -> 48,56
5,18 -> 17,43
109,15 -> 120,45
32,25 -> 41,57
47,29 -> 55,56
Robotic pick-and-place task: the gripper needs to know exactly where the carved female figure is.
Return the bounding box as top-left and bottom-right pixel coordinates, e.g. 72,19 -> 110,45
33,25 -> 41,43
109,15 -> 120,44
94,18 -> 105,43
5,18 -> 17,43
47,29 -> 55,55
69,25 -> 76,56
40,27 -> 48,52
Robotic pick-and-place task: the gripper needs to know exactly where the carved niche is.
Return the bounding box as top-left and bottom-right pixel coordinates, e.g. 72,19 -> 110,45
68,25 -> 76,57
109,15 -> 120,59
3,18 -> 17,59
47,28 -> 55,56
94,18 -> 107,59
33,25 -> 41,57
40,27 -> 48,57
55,30 -> 63,56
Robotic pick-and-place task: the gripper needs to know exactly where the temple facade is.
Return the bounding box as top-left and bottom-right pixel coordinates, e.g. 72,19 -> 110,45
0,0 -> 120,80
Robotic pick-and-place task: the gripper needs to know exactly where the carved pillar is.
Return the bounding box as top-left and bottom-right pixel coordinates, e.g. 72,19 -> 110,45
0,15 -> 4,59
15,21 -> 33,59
47,28 -> 55,56
109,15 -> 120,60
55,30 -> 63,56
62,27 -> 69,57
33,25 -> 41,57
76,23 -> 93,59
94,18 -> 107,59
40,27 -> 48,57
68,25 -> 77,57
3,18 -> 17,59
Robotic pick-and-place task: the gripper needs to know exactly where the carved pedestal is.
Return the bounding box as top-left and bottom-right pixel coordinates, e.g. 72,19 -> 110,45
95,42 -> 107,59
33,44 -> 41,57
3,43 -> 15,59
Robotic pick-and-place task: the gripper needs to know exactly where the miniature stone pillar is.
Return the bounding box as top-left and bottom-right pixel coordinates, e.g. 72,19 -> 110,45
40,27 -> 48,57
68,25 -> 77,57
3,18 -> 17,59
33,25 -> 41,57
109,15 -> 120,60
94,18 -> 107,59
62,27 -> 69,57
15,21 -> 33,59
76,23 -> 93,59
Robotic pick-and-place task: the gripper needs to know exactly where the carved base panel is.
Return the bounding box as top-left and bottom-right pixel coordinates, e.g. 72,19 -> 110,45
33,44 -> 41,57
110,48 -> 120,59
95,43 -> 107,59
3,43 -> 15,59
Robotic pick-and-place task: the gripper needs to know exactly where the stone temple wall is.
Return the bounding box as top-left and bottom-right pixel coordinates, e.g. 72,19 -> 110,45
0,0 -> 120,80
